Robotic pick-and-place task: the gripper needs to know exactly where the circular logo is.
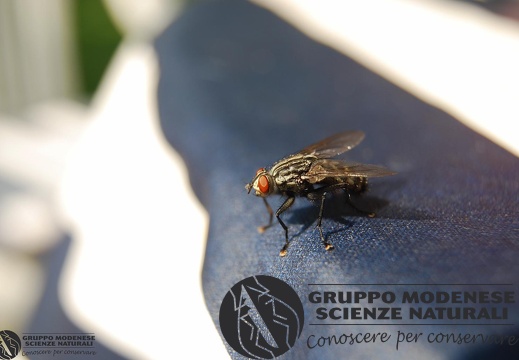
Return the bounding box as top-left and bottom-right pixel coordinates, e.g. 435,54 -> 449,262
0,330 -> 21,360
219,275 -> 304,359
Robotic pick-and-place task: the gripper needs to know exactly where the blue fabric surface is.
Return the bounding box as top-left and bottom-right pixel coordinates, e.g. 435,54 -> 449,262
156,1 -> 519,358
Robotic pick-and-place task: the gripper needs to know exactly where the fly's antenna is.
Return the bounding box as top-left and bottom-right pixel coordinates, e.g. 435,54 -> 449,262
245,175 -> 259,194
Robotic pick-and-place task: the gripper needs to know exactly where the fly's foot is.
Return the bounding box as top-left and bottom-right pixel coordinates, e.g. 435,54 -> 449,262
367,212 -> 376,218
258,224 -> 272,233
324,242 -> 335,252
279,244 -> 289,257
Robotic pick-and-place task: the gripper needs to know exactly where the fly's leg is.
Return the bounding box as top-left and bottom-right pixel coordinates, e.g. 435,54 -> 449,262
317,191 -> 334,252
276,196 -> 295,257
257,198 -> 274,233
345,191 -> 375,218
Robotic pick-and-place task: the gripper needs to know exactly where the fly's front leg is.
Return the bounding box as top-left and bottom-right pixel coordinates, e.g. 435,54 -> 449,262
257,197 -> 274,233
276,196 -> 295,257
317,191 -> 334,252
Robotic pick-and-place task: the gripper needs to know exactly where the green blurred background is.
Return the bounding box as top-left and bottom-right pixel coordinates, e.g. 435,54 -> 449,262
74,0 -> 122,97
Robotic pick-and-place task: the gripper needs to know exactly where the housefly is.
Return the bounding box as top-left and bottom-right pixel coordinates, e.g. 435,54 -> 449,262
245,130 -> 395,257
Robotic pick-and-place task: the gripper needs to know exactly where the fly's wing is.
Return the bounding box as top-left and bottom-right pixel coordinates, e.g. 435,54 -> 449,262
298,131 -> 365,158
302,159 -> 396,183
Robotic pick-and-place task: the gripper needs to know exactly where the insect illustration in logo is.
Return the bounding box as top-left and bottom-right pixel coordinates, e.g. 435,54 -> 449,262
245,131 -> 395,256
219,275 -> 304,359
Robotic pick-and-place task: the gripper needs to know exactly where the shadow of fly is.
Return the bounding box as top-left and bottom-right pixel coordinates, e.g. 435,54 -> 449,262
245,130 -> 395,257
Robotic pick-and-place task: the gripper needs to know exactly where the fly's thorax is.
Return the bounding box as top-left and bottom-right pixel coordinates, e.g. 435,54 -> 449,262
270,154 -> 314,191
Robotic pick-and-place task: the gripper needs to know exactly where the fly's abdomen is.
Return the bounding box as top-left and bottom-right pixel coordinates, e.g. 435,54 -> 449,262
350,176 -> 368,193
322,176 -> 368,193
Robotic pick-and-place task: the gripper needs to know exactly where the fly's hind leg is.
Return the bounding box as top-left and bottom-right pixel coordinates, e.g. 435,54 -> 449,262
345,191 -> 375,218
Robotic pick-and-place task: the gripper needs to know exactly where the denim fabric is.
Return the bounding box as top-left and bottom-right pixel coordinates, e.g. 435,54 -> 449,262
156,1 -> 519,359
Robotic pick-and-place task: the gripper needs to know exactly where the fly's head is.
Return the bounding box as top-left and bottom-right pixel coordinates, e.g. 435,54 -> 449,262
245,168 -> 275,197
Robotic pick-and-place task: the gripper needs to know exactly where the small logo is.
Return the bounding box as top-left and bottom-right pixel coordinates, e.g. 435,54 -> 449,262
0,330 -> 21,360
219,275 -> 304,359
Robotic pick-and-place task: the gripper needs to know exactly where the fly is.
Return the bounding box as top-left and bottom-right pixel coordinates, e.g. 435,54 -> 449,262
245,130 -> 395,257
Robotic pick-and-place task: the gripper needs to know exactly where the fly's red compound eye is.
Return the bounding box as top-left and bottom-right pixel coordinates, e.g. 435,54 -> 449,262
258,175 -> 269,194
256,168 -> 265,176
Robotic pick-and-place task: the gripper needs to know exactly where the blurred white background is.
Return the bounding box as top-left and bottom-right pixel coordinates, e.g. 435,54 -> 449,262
0,0 -> 517,359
